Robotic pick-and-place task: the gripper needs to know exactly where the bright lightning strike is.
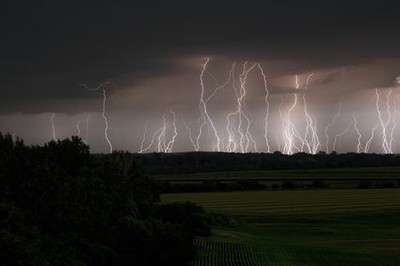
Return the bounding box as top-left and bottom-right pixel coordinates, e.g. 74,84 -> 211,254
51,113 -> 57,141
256,63 -> 271,153
52,64 -> 400,154
324,95 -> 343,153
195,58 -> 233,151
182,119 -> 197,150
139,121 -> 148,153
76,119 -> 82,137
165,109 -> 178,153
375,88 -> 393,154
79,82 -> 116,153
352,113 -> 362,153
102,89 -> 113,153
333,121 -> 352,152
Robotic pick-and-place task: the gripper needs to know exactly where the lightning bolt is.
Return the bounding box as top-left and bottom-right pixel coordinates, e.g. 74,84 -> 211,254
281,75 -> 304,155
256,63 -> 271,153
157,113 -> 167,152
226,62 -> 258,153
205,63 -> 235,151
11,130 -> 16,141
140,126 -> 164,153
225,63 -> 238,152
385,89 -> 393,153
324,95 -> 343,153
153,110 -> 179,153
308,75 -> 320,154
139,121 -> 148,153
279,97 -> 287,153
102,89 -> 113,153
387,92 -> 398,153
51,113 -> 57,141
364,122 -> 379,153
141,110 -> 178,153
301,74 -> 312,153
352,113 -> 362,153
389,94 -> 400,151
195,58 -> 233,151
182,119 -> 197,150
79,82 -> 115,153
195,57 -> 210,151
78,81 -> 111,92
72,64 -> 400,154
333,121 -> 352,152
272,131 -> 281,152
225,110 -> 237,152
76,119 -> 82,137
301,73 -> 320,154
375,88 -> 393,154
241,63 -> 259,153
165,109 -> 178,153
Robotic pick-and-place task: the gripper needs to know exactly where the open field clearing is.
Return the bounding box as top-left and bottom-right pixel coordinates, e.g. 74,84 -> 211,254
162,189 -> 400,216
189,233 -> 400,266
163,189 -> 400,265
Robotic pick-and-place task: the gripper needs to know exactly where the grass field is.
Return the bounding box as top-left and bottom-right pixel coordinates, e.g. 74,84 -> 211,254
162,189 -> 400,265
162,189 -> 400,216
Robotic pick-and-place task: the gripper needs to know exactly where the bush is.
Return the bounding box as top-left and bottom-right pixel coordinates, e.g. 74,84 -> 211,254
158,180 -> 266,193
205,212 -> 237,227
309,180 -> 330,188
153,202 -> 211,237
281,181 -> 304,189
356,180 -> 374,189
271,184 -> 280,190
375,181 -> 397,188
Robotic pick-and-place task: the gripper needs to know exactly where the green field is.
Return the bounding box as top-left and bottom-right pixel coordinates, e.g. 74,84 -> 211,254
162,189 -> 400,265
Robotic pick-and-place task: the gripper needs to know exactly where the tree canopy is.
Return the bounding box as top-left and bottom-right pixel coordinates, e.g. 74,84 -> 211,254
0,133 -> 209,266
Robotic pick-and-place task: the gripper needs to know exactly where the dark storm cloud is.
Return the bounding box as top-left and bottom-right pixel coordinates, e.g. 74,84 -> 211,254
1,0 -> 400,113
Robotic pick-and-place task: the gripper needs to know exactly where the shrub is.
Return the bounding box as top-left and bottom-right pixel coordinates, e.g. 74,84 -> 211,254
356,180 -> 374,189
281,181 -> 304,189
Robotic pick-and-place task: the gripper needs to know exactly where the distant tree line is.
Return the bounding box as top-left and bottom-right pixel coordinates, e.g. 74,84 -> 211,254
0,133 -> 210,266
159,180 -> 267,193
157,179 -> 400,193
133,151 -> 400,175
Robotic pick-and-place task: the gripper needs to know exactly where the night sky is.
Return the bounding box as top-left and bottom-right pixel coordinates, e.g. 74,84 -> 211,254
2,0 -> 400,153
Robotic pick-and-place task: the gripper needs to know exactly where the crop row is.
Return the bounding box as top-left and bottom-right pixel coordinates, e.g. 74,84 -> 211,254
191,240 -> 273,266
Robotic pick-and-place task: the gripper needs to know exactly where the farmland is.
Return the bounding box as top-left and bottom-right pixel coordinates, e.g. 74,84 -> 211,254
162,189 -> 400,265
162,189 -> 400,216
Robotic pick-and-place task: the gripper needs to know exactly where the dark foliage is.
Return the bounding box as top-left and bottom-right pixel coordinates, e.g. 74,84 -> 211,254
0,133 -> 209,266
309,180 -> 330,188
133,152 -> 400,175
356,180 -> 374,189
375,181 -> 397,188
159,180 -> 266,193
205,212 -> 238,227
153,202 -> 211,238
281,181 -> 305,189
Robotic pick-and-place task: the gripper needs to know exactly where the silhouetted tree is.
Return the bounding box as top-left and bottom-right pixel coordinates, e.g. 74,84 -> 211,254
0,133 -> 209,265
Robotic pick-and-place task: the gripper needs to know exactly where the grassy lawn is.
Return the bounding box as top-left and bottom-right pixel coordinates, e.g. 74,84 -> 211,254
162,189 -> 400,265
